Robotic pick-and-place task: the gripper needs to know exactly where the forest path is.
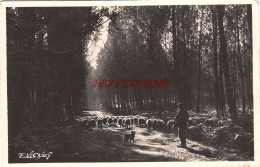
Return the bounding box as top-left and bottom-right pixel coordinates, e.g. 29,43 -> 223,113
58,110 -> 234,162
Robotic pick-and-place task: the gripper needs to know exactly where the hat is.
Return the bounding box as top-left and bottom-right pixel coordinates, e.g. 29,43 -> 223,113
177,102 -> 184,107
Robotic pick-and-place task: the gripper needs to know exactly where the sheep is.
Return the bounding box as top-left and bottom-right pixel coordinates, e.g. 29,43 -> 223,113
157,119 -> 166,130
97,119 -> 103,128
138,118 -> 146,128
113,118 -> 118,124
86,119 -> 96,130
82,120 -> 89,127
146,119 -> 153,130
171,124 -> 178,136
102,117 -> 107,125
134,117 -> 139,125
107,117 -> 113,126
167,120 -> 175,130
152,119 -> 158,130
130,118 -> 134,127
125,119 -> 131,129
136,115 -> 141,118
118,118 -> 123,127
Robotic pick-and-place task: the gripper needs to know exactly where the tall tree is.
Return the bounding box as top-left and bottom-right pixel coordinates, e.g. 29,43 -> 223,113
217,5 -> 238,122
196,7 -> 203,113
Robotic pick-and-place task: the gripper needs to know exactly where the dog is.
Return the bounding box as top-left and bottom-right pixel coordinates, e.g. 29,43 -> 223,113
129,131 -> 135,145
123,131 -> 135,146
123,134 -> 130,146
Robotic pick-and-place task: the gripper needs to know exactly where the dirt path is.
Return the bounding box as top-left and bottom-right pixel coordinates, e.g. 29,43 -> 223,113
57,110 -> 242,162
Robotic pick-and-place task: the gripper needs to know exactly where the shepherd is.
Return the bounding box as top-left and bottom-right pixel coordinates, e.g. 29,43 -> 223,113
174,103 -> 189,148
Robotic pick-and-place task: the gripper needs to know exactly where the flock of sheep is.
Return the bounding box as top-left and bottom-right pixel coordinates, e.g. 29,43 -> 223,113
82,115 -> 178,133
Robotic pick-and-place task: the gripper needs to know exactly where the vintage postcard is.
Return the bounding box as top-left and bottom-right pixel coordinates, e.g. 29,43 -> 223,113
0,0 -> 259,167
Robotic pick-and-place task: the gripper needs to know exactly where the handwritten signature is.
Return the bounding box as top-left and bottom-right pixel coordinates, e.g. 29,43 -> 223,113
18,151 -> 52,160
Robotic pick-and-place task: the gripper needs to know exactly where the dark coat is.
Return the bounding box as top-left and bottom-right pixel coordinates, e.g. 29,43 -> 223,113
174,109 -> 189,127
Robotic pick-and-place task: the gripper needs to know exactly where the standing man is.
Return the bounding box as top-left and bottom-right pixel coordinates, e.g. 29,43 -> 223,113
174,103 -> 189,148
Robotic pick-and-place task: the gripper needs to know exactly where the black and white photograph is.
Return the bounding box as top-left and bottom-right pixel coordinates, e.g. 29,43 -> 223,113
1,1 -> 259,165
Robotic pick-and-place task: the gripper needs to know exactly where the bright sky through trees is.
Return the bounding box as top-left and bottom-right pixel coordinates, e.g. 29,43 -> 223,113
87,21 -> 109,68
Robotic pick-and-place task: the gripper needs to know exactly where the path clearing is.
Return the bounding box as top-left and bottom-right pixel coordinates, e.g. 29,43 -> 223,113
57,110 -> 242,162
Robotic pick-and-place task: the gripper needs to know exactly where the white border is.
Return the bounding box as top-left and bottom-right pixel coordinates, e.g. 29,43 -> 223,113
0,0 -> 259,167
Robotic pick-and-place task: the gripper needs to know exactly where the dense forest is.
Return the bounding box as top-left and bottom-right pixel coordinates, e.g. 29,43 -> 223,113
7,7 -> 109,130
7,5 -> 254,162
88,5 -> 253,122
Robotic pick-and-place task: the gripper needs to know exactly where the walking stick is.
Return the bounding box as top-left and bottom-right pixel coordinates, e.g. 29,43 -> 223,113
177,127 -> 179,138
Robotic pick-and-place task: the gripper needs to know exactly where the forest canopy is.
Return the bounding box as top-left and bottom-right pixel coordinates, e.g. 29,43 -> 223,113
7,5 -> 253,131
88,5 -> 253,123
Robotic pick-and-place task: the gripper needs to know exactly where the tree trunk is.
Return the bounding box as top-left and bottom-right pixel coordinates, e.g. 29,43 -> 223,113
246,5 -> 253,110
212,6 -> 221,118
196,7 -> 203,113
217,5 -> 238,122
236,8 -> 246,115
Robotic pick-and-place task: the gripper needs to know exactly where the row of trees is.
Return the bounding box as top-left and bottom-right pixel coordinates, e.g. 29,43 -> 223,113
7,7 -> 112,134
92,5 -> 253,122
7,5 -> 253,129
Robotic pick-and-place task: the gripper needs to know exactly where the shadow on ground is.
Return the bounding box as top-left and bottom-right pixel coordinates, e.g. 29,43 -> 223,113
51,111 -> 221,162
55,126 -> 182,162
